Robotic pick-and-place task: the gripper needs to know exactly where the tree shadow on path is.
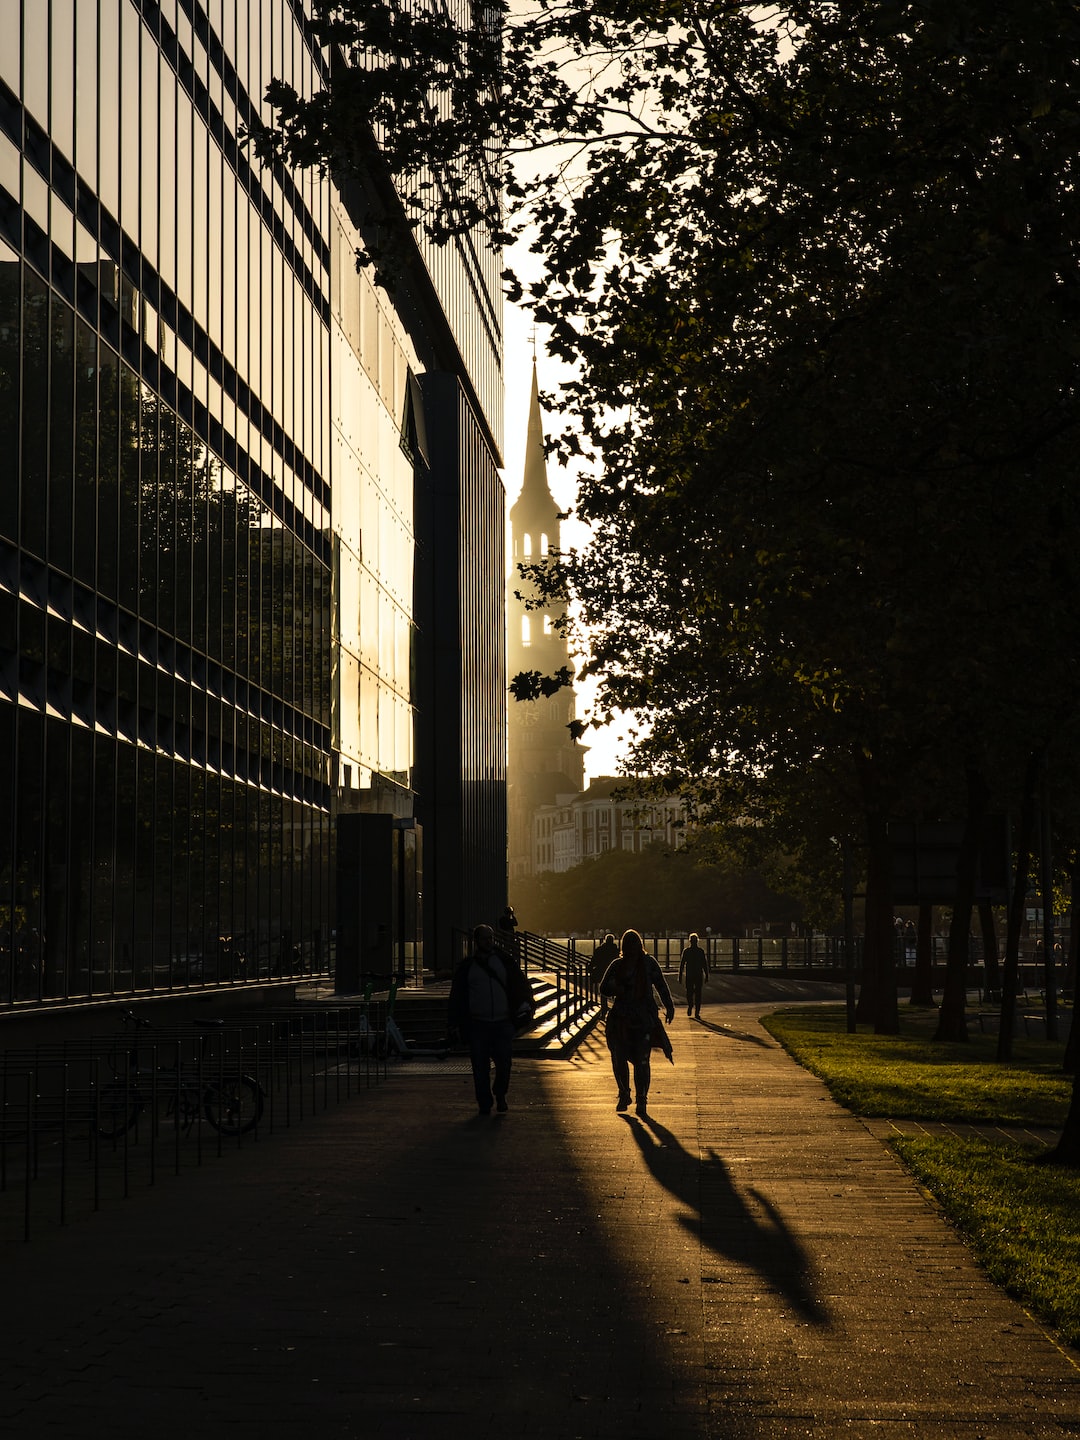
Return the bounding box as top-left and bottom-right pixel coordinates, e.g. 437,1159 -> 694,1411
624,1113 -> 831,1328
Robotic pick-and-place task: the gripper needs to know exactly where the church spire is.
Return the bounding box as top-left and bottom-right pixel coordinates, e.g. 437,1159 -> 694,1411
506,357 -> 586,879
512,360 -> 560,529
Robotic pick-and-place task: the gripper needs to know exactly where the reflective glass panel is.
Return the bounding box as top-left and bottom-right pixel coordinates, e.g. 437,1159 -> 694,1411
119,4 -> 140,234
14,711 -> 44,1001
91,736 -> 116,994
117,363 -> 139,611
73,318 -> 97,585
74,0 -> 97,187
175,94 -> 192,305
0,243 -> 19,545
0,127 -> 18,196
48,298 -> 75,572
51,0 -> 76,160
21,267 -> 48,558
157,58 -> 176,289
69,725 -> 94,995
192,126 -> 208,328
22,1 -> 47,124
96,343 -> 119,601
0,704 -> 12,1004
137,386 -> 158,620
140,26 -> 158,270
156,402 -> 177,637
97,4 -> 120,219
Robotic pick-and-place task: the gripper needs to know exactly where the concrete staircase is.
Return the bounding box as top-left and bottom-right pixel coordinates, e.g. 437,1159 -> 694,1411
390,974 -> 600,1058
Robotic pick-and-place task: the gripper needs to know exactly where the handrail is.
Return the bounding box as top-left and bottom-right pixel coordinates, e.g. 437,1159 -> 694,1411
446,930 -> 599,1040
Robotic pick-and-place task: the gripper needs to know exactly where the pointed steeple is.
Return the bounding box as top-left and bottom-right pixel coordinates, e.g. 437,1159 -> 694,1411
506,358 -> 586,882
510,361 -> 560,538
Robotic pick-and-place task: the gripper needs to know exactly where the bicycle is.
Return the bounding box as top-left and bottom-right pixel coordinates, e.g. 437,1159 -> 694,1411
97,1011 -> 264,1140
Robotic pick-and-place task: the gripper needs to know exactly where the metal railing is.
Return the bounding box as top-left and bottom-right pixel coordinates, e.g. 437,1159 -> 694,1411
556,933 -> 864,973
0,999 -> 391,1243
446,930 -> 600,1042
515,932 -> 598,1039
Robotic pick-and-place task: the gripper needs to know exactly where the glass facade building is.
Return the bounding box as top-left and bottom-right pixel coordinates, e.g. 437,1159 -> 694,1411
0,1 -> 506,1012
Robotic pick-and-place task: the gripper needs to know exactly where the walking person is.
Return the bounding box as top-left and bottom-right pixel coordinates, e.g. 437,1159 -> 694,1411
495,904 -> 519,957
679,931 -> 710,1019
600,929 -> 674,1116
589,932 -> 619,1015
448,924 -> 532,1115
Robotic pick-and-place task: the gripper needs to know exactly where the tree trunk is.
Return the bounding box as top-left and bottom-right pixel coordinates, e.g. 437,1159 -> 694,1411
866,812 -> 899,1035
855,942 -> 877,1024
1042,1067 -> 1080,1166
1064,856 -> 1078,1075
853,755 -> 898,1032
909,902 -> 936,1005
978,900 -> 1001,1003
855,851 -> 878,1026
998,755 -> 1040,1063
1039,777 -> 1059,1042
935,767 -> 988,1042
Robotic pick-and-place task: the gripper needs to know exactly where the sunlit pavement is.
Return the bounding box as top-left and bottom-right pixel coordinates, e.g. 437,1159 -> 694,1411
0,998 -> 1077,1438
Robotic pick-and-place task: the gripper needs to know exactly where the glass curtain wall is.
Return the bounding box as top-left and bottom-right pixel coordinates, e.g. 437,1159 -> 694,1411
0,0 -> 333,1005
329,198 -> 417,797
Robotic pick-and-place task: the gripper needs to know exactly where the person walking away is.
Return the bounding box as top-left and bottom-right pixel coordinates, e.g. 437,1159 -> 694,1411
589,933 -> 619,1015
600,929 -> 674,1116
448,924 -> 529,1115
495,905 -> 519,958
679,931 -> 710,1019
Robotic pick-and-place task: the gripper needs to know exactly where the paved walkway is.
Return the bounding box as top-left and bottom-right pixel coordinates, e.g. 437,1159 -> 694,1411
1,999 -> 1078,1439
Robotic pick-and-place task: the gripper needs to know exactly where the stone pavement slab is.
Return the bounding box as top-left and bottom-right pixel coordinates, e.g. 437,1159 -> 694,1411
0,999 -> 1076,1438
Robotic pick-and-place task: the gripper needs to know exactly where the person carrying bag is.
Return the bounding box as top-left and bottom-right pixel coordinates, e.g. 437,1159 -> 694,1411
448,924 -> 534,1115
599,928 -> 674,1116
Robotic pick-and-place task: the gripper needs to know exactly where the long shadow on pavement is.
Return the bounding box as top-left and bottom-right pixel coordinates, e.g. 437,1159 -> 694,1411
624,1112 -> 830,1329
692,1017 -> 773,1048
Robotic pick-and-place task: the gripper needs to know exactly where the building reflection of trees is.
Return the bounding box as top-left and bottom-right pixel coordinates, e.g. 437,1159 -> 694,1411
0,260 -> 333,1003
624,1113 -> 830,1328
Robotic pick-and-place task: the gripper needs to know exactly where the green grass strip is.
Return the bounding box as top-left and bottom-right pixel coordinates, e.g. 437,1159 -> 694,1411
762,1005 -> 1071,1127
762,1004 -> 1080,1350
894,1136 -> 1080,1350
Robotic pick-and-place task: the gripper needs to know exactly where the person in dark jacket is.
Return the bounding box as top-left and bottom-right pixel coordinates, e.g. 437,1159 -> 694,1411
448,924 -> 530,1115
679,931 -> 710,1019
495,905 -> 519,958
600,928 -> 674,1116
589,933 -> 619,1015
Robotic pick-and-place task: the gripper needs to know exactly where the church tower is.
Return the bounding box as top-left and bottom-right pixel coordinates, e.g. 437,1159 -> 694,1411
507,363 -> 587,879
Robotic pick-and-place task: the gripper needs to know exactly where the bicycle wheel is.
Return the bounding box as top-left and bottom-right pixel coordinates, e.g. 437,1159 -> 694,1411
203,1075 -> 263,1135
97,1081 -> 140,1139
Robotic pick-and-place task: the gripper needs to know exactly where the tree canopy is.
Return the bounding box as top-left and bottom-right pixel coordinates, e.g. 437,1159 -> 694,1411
253,1 -> 1080,1037
510,838 -> 805,937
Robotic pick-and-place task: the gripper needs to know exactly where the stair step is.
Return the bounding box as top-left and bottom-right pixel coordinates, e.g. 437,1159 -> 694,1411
388,976 -> 599,1056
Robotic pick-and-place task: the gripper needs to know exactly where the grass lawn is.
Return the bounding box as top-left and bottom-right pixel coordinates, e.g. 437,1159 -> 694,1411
761,1004 -> 1071,1126
763,1004 -> 1080,1350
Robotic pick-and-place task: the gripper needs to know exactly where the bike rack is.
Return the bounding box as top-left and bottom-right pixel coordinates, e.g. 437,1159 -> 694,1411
0,998 -> 391,1243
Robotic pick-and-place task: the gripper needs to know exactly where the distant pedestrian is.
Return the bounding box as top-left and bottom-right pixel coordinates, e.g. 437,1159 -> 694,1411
496,905 -> 519,957
679,932 -> 709,1019
448,924 -> 533,1116
600,928 -> 674,1117
589,932 -> 619,1014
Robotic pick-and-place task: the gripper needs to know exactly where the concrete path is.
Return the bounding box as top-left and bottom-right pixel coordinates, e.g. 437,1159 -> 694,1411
0,1000 -> 1077,1438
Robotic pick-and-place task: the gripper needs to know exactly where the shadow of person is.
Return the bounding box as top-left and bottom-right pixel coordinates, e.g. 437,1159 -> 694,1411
623,1113 -> 830,1328
693,1017 -> 773,1048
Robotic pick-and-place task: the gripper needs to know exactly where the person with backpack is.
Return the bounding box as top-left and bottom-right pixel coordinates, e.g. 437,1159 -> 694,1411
448,924 -> 533,1115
